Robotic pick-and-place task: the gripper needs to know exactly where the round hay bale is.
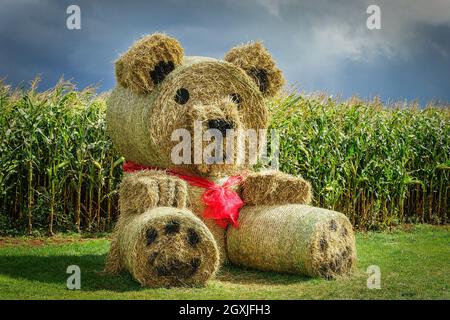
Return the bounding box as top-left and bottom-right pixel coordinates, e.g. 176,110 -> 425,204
106,56 -> 268,176
226,205 -> 356,278
117,207 -> 219,287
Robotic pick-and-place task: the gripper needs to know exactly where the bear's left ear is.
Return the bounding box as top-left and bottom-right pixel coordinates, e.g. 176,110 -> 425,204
224,42 -> 285,98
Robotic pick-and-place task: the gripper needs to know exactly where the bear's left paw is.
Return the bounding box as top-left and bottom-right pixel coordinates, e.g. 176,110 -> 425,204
242,170 -> 312,205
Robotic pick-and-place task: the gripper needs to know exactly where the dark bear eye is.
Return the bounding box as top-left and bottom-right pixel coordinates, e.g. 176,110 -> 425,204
230,93 -> 242,106
174,88 -> 189,104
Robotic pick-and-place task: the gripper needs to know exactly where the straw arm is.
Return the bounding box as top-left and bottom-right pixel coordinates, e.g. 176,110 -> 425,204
118,170 -> 189,216
241,170 -> 312,205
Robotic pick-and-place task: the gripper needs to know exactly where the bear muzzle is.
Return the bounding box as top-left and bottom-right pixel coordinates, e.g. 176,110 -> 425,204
207,119 -> 235,136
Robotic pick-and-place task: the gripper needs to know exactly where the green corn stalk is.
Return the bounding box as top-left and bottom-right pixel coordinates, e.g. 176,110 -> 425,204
0,80 -> 448,233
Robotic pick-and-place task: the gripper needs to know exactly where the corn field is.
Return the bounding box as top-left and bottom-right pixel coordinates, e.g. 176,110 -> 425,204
269,94 -> 449,229
0,81 -> 448,235
0,80 -> 123,235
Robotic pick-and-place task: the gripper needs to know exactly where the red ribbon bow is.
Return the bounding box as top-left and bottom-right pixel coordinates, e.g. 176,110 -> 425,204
122,161 -> 246,229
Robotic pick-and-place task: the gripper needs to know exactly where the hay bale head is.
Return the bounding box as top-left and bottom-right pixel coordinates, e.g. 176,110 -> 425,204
227,204 -> 356,278
117,207 -> 219,287
107,33 -> 285,178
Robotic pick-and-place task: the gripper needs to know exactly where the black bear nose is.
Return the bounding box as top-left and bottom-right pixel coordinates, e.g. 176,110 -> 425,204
207,119 -> 234,136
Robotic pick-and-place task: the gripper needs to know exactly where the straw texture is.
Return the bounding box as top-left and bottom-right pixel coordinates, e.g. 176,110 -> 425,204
242,170 -> 312,205
187,175 -> 240,264
106,207 -> 219,287
107,56 -> 269,177
227,204 -> 356,278
118,171 -> 188,216
115,33 -> 184,94
106,34 -> 356,285
224,41 -> 285,97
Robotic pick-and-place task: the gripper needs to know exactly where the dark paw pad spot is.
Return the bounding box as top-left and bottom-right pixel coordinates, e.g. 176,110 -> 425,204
146,228 -> 158,245
156,260 -> 183,276
156,264 -> 169,277
319,265 -> 329,276
328,260 -> 340,273
329,219 -> 337,231
345,259 -> 353,268
148,251 -> 158,265
320,237 -> 328,252
345,246 -> 352,256
332,257 -> 344,272
156,258 -> 197,278
165,220 -> 180,234
187,228 -> 200,247
190,258 -> 201,275
150,61 -> 175,85
341,249 -> 349,259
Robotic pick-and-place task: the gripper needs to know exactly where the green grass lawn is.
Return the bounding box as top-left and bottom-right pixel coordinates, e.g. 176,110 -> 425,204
0,224 -> 448,300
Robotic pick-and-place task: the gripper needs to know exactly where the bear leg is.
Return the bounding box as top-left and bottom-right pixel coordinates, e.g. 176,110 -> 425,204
227,204 -> 356,278
116,207 -> 220,287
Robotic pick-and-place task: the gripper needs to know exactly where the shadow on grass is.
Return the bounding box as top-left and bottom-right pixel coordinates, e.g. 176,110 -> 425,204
0,253 -> 141,292
217,264 -> 313,285
0,254 -> 313,292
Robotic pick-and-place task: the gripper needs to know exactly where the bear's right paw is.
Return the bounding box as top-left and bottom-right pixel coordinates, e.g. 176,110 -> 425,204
146,221 -> 202,279
119,172 -> 189,215
117,207 -> 220,287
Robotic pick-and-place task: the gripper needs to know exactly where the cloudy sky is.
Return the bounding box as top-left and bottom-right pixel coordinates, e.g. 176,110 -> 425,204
1,0 -> 450,105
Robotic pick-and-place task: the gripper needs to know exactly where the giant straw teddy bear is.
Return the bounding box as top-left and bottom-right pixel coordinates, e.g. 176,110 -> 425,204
105,33 -> 356,287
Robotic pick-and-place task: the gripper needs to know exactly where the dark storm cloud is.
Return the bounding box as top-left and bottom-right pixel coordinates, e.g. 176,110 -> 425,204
0,0 -> 449,105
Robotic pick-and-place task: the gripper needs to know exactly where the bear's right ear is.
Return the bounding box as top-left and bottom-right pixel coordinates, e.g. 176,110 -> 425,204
115,33 -> 184,94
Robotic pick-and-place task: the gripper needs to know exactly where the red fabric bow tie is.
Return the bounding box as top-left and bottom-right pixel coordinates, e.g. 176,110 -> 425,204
122,161 -> 246,229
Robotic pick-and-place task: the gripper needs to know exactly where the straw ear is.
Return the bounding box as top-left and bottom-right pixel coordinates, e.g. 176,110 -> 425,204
115,33 -> 184,94
224,41 -> 284,98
